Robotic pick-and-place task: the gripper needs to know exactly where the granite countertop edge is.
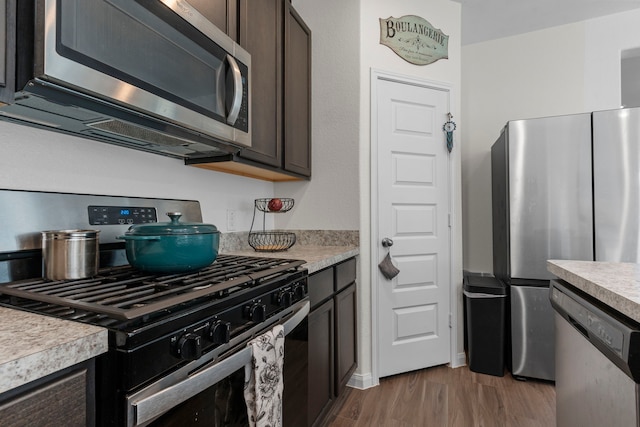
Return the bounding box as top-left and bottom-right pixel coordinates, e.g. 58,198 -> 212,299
547,259 -> 640,323
0,306 -> 108,395
223,244 -> 360,274
0,245 -> 358,394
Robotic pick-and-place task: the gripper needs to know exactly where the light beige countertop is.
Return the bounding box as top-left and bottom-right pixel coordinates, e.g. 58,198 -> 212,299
225,244 -> 359,274
0,306 -> 108,394
548,260 -> 640,323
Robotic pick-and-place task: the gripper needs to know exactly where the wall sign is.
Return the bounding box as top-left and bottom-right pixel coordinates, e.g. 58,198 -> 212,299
379,15 -> 449,66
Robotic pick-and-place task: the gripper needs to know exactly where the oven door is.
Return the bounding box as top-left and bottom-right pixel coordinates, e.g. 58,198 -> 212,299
127,300 -> 309,427
34,0 -> 250,145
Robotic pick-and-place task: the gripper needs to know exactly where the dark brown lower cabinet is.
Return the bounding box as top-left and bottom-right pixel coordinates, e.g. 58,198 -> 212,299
308,258 -> 357,426
335,283 -> 357,396
308,298 -> 335,426
0,361 -> 95,427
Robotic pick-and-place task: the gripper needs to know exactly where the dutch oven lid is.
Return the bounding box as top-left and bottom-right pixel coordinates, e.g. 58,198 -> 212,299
125,212 -> 218,236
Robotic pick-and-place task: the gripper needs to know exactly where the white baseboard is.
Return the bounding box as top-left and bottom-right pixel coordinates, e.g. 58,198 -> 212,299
347,353 -> 466,390
450,351 -> 467,368
347,372 -> 377,390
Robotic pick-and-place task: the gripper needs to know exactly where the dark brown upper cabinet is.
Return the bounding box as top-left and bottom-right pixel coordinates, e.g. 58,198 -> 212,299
187,0 -> 311,181
238,0 -> 311,178
283,3 -> 311,177
0,0 -> 15,105
187,0 -> 238,41
237,0 -> 283,168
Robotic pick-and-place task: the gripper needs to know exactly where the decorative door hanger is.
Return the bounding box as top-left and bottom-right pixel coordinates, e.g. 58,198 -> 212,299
379,15 -> 449,65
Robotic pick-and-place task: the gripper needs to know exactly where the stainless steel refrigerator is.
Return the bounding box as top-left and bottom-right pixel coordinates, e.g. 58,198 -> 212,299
492,106 -> 640,380
592,107 -> 640,262
491,112 -> 595,381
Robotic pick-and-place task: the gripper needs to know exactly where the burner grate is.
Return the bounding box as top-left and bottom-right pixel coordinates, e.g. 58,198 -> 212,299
0,255 -> 304,320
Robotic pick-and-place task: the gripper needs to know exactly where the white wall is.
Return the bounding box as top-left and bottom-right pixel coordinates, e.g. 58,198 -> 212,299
462,8 -> 640,274
622,55 -> 640,108
0,122 -> 274,231
278,0 -> 360,232
585,9 -> 640,111
0,0 -> 364,235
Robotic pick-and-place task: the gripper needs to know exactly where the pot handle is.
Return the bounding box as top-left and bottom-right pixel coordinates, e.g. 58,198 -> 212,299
116,235 -> 162,241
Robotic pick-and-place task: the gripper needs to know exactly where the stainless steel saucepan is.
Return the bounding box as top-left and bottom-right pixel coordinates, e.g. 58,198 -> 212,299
41,229 -> 100,280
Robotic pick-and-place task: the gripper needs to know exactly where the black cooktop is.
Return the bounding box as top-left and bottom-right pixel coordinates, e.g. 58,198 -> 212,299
0,254 -> 305,325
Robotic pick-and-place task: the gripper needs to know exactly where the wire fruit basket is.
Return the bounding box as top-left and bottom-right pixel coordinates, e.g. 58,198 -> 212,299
248,231 -> 296,252
249,198 -> 296,252
254,198 -> 295,213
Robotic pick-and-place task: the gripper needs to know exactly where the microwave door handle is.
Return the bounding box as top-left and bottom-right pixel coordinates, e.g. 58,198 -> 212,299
226,54 -> 243,125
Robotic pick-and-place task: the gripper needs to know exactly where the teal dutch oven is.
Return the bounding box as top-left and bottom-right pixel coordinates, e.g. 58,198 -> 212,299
117,212 -> 220,273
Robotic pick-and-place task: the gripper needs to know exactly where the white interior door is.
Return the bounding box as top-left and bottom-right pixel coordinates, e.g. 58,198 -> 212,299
375,76 -> 451,378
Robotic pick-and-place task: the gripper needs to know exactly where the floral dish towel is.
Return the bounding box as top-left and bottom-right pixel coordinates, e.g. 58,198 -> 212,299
244,325 -> 285,427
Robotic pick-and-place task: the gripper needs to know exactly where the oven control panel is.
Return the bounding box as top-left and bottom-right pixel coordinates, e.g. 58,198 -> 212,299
88,206 -> 158,225
167,278 -> 308,362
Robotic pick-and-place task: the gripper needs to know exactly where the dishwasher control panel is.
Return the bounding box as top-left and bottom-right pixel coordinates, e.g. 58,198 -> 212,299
551,285 -> 624,356
551,279 -> 640,383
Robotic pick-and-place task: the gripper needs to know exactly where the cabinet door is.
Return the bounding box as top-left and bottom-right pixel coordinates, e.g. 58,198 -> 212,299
335,283 -> 357,396
308,298 -> 334,427
1,0 -> 6,88
0,0 -> 15,104
283,3 -> 311,176
308,266 -> 333,309
238,0 -> 283,167
188,0 -> 238,40
0,367 -> 90,427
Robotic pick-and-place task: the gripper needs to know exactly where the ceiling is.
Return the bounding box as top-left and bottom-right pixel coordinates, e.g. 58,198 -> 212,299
452,0 -> 640,45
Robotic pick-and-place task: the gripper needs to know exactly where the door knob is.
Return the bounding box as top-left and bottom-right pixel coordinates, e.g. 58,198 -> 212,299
382,238 -> 394,247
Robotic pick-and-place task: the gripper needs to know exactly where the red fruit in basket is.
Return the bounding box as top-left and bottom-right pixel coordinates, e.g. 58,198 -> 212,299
268,198 -> 283,211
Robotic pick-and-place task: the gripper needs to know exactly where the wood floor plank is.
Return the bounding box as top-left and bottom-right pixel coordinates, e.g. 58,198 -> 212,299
323,366 -> 555,427
418,380 -> 448,426
353,375 -> 402,426
448,374 -> 479,427
477,383 -> 506,427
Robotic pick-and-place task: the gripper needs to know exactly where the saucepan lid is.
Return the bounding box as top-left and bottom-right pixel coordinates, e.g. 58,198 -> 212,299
42,229 -> 100,239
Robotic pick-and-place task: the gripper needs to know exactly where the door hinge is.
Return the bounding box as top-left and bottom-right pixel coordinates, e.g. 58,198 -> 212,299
449,313 -> 452,328
448,213 -> 452,228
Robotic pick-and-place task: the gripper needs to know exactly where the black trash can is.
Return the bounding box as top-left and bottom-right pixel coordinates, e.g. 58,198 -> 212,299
463,274 -> 507,376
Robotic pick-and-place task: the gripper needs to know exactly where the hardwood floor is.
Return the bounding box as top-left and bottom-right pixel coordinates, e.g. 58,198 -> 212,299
323,365 -> 555,427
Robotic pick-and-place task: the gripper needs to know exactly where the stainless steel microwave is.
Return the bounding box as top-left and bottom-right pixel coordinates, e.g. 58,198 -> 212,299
0,0 -> 251,158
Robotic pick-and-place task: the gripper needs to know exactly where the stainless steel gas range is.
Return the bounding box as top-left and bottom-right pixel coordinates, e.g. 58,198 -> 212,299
0,189 -> 309,427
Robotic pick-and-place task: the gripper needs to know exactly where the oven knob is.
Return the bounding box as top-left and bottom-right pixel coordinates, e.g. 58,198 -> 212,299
207,320 -> 231,344
174,333 -> 203,361
244,303 -> 266,322
294,283 -> 307,299
274,290 -> 294,307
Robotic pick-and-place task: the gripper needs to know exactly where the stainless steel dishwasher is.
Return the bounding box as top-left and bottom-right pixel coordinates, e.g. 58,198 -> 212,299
550,279 -> 640,427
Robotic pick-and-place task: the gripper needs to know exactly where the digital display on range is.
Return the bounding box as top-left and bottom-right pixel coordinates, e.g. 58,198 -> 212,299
88,206 -> 158,225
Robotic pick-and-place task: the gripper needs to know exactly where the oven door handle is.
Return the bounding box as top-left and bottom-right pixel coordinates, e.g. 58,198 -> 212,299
129,300 -> 309,427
